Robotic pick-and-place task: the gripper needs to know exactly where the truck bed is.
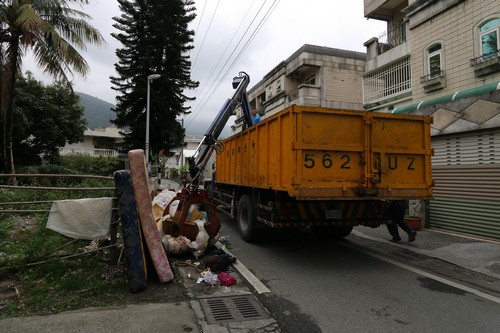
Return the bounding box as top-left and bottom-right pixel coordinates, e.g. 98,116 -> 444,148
216,105 -> 433,200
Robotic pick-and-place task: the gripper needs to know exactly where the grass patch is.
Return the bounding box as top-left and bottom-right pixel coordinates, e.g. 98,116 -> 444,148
0,170 -> 124,319
0,213 -> 127,319
0,162 -> 188,319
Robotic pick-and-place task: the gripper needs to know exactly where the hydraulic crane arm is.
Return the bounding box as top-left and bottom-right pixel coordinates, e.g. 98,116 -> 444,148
187,72 -> 252,185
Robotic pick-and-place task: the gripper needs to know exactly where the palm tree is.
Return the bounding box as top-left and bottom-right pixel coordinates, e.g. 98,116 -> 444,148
0,0 -> 104,184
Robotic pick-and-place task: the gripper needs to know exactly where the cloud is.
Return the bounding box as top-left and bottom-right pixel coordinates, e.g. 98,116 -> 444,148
21,0 -> 386,137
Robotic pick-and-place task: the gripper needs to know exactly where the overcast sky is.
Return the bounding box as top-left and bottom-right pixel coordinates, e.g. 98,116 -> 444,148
22,0 -> 386,136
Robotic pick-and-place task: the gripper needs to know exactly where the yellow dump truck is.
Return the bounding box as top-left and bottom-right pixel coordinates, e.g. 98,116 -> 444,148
176,73 -> 433,242
211,105 -> 434,241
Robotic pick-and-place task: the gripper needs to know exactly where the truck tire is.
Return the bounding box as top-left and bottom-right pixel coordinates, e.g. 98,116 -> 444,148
336,226 -> 353,238
237,194 -> 259,242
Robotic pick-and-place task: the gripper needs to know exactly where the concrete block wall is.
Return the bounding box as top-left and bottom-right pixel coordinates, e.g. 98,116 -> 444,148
324,67 -> 364,104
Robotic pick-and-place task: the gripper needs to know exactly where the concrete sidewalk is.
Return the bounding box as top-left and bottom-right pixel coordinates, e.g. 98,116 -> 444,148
352,226 -> 500,280
0,302 -> 200,333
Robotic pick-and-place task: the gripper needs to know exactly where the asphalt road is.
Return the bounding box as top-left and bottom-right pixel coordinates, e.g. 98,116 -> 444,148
218,215 -> 500,333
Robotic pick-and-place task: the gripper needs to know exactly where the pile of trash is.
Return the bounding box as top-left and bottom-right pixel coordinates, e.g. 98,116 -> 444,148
152,188 -> 237,286
177,249 -> 238,287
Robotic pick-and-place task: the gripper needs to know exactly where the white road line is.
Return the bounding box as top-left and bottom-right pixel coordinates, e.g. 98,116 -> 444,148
215,241 -> 271,294
350,244 -> 500,305
232,260 -> 271,294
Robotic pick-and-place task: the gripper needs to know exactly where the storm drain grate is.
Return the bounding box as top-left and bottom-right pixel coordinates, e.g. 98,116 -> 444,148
199,295 -> 270,324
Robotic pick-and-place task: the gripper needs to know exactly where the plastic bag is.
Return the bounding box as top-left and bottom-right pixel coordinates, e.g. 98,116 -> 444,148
152,189 -> 178,209
191,220 -> 209,258
218,272 -> 237,286
168,200 -> 180,217
204,254 -> 237,272
162,234 -> 192,255
202,270 -> 219,286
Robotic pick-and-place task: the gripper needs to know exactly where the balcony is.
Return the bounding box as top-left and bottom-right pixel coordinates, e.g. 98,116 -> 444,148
363,56 -> 412,107
420,70 -> 446,92
470,50 -> 500,77
288,84 -> 321,106
364,0 -> 407,21
60,147 -> 120,157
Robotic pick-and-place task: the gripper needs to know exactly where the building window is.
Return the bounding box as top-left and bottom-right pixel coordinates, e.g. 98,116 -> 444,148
266,85 -> 273,98
420,42 -> 446,91
276,79 -> 281,93
304,73 -> 316,85
258,92 -> 266,103
427,43 -> 442,77
470,17 -> 500,76
479,18 -> 499,59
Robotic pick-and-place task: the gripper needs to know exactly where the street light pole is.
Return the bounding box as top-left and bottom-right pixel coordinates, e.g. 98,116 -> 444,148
146,73 -> 161,167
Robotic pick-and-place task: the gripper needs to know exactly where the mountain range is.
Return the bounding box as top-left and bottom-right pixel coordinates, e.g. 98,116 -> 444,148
77,92 -> 116,130
77,92 -> 229,137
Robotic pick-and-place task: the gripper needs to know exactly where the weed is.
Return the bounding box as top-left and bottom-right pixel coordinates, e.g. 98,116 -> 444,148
0,165 -> 125,319
0,159 -> 186,319
0,213 -> 127,319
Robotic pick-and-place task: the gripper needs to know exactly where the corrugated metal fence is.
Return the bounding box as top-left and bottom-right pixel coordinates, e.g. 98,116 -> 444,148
430,129 -> 500,240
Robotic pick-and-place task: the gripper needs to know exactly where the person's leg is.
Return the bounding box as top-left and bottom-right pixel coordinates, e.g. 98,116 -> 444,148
386,223 -> 401,242
395,218 -> 416,242
390,200 -> 416,242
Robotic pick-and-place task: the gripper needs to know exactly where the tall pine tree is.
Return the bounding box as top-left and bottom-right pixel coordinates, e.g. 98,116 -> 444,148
111,0 -> 198,157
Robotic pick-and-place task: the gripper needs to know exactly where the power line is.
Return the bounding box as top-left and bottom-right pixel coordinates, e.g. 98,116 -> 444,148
190,0 -> 266,120
187,0 -> 276,125
191,0 -> 222,70
187,0 -> 280,128
192,0 -> 258,111
193,0 -> 207,36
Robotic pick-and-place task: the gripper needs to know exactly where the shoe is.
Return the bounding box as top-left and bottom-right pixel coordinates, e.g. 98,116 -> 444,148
390,237 -> 402,243
408,231 -> 417,242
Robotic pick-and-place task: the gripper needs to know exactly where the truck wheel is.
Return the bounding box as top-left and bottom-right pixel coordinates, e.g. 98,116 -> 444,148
237,194 -> 259,242
336,226 -> 353,238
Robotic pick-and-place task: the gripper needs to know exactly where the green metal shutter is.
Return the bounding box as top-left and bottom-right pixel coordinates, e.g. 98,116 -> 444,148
430,129 -> 500,240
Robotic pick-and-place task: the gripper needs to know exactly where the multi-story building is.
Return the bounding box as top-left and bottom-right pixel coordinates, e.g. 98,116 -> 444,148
364,0 -> 500,240
163,135 -> 204,170
60,126 -> 123,157
232,44 -> 367,132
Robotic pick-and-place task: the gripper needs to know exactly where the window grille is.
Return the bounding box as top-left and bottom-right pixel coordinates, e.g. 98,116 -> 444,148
378,22 -> 407,47
304,73 -> 316,85
363,57 -> 412,105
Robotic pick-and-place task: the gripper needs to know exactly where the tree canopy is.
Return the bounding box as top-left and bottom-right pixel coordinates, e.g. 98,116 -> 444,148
10,72 -> 86,165
111,0 -> 199,158
0,0 -> 104,182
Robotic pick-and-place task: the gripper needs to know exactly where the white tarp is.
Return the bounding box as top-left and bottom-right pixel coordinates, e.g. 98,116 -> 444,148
46,197 -> 113,239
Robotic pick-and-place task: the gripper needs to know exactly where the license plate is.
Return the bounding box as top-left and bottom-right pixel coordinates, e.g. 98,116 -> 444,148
325,210 -> 342,219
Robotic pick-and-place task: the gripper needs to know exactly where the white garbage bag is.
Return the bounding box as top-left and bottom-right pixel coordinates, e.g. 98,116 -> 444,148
191,220 -> 210,258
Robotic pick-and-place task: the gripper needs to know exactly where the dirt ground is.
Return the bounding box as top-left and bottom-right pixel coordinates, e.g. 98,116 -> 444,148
0,258 -> 193,318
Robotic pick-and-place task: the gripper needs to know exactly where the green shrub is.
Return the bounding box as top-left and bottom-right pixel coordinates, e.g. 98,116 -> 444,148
60,154 -> 123,176
168,167 -> 179,180
0,155 -> 125,319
